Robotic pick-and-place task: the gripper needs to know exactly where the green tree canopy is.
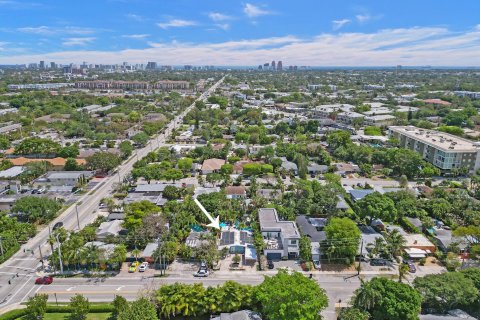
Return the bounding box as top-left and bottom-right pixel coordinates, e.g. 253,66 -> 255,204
254,270 -> 328,320
353,277 -> 421,320
355,192 -> 398,223
11,196 -> 62,223
324,217 -> 360,263
86,152 -> 121,173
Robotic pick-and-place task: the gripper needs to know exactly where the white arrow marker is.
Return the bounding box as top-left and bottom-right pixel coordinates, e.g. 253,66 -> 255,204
116,286 -> 125,291
66,286 -> 76,292
193,198 -> 220,230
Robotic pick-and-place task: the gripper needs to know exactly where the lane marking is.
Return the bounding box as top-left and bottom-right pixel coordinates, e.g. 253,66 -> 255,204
66,286 -> 76,292
115,286 -> 125,291
4,275 -> 33,304
21,283 -> 42,302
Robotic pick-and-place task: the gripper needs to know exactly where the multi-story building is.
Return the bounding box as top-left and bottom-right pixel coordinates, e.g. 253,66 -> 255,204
74,80 -> 189,90
277,61 -> 282,71
388,126 -> 480,172
364,115 -> 396,127
259,208 -> 300,260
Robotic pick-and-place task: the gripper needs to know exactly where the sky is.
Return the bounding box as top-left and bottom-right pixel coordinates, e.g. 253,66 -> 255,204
0,0 -> 480,66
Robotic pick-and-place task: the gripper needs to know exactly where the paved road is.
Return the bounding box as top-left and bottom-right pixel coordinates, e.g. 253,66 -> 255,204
31,272 -> 369,320
0,76 -> 226,312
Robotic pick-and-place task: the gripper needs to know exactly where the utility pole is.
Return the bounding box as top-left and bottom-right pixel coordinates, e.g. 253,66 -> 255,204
358,240 -> 364,276
75,204 -> 80,230
0,237 -> 4,256
38,245 -> 44,268
55,234 -> 64,274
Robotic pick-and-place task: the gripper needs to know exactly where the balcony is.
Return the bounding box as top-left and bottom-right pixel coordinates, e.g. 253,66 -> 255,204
264,238 -> 283,250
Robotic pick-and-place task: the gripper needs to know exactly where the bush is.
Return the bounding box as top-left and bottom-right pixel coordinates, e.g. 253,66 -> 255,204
0,308 -> 28,320
419,258 -> 426,266
399,217 -> 420,233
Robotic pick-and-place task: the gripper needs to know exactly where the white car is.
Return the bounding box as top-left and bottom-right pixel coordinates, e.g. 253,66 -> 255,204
194,269 -> 209,277
139,262 -> 149,272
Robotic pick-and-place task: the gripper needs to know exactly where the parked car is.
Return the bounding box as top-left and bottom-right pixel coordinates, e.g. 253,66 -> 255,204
404,261 -> 417,273
199,261 -> 208,270
52,222 -> 63,230
194,269 -> 209,277
35,276 -> 53,285
267,260 -> 274,269
370,258 -> 388,266
128,261 -> 140,273
139,262 -> 149,272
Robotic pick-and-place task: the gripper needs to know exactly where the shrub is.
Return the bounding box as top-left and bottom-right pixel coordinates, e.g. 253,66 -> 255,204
0,308 -> 28,320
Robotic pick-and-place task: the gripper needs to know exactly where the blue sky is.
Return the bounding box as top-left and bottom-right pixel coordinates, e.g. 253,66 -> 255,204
0,0 -> 480,65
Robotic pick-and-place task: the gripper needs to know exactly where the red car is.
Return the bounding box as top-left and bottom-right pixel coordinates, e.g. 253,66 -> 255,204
35,276 -> 53,285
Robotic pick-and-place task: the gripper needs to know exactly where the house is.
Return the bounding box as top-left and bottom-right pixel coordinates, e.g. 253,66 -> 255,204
107,212 -> 126,221
256,189 -> 281,200
336,163 -> 361,174
359,226 -> 385,256
0,166 -> 24,179
211,310 -> 262,320
185,231 -> 211,249
37,171 -> 93,186
387,225 -> 436,253
142,242 -> 159,263
364,115 -> 396,127
0,196 -> 18,211
348,189 -> 375,202
336,196 -> 350,211
201,158 -> 226,175
7,157 -> 86,170
225,186 -> 247,199
419,309 -> 476,320
259,208 -> 300,260
307,163 -> 328,175
280,157 -> 298,175
433,228 -> 469,253
96,220 -> 123,240
134,183 -> 183,196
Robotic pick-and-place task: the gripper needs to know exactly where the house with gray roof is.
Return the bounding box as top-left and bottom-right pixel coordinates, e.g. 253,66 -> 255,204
259,208 -> 300,260
279,157 -> 298,175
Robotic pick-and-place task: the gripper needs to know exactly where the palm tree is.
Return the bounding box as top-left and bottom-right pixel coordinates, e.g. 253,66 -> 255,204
398,263 -> 410,283
353,280 -> 382,311
385,229 -> 406,258
132,248 -> 142,261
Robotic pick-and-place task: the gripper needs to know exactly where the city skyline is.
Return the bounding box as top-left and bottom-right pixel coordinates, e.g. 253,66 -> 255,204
0,0 -> 480,65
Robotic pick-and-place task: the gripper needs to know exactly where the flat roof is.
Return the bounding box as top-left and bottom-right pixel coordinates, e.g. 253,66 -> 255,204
389,126 -> 480,152
0,166 -> 24,178
259,208 -> 300,239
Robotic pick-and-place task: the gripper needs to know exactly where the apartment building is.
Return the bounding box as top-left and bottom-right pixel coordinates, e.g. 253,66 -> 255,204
388,126 -> 480,172
258,208 -> 300,260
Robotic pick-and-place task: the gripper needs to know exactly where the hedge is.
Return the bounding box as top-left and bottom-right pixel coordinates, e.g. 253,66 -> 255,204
0,309 -> 27,320
46,304 -> 114,313
399,217 -> 420,233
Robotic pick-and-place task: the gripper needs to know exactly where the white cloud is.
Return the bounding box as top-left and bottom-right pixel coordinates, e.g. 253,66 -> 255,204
215,24 -> 230,31
62,37 -> 95,46
332,19 -> 350,30
125,14 -> 145,22
17,26 -> 96,36
4,26 -> 480,66
208,12 -> 231,22
244,3 -> 272,18
157,19 -> 197,29
121,34 -> 149,39
356,13 -> 382,24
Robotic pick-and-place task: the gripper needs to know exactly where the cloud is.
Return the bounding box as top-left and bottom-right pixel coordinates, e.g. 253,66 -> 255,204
208,12 -> 231,22
17,26 -> 96,36
244,3 -> 272,18
125,13 -> 145,22
3,26 -> 480,66
121,34 -> 149,39
157,19 -> 197,29
332,19 -> 351,30
356,13 -> 382,24
215,24 -> 230,31
62,37 -> 95,46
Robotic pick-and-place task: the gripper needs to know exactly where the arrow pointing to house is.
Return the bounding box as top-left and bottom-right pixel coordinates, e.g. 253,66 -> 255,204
193,198 -> 220,230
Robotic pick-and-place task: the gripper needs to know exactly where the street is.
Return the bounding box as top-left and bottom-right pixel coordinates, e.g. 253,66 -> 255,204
0,76 -> 226,313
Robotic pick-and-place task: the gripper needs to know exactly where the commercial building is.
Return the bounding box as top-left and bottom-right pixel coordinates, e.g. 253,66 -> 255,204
388,126 -> 480,172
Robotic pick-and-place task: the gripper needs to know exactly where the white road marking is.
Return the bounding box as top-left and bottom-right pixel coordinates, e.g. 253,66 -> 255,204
66,286 -> 76,292
115,286 -> 125,291
5,275 -> 32,304
21,283 -> 42,302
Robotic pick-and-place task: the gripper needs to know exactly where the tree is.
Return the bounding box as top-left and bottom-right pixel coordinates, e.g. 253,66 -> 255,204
413,272 -> 479,313
254,270 -> 328,320
398,263 -> 410,283
14,137 -> 60,155
299,235 -> 312,262
242,163 -> 262,176
156,283 -> 207,318
58,145 -> 79,158
163,168 -> 183,182
385,229 -> 406,258
112,295 -> 128,319
324,218 -> 360,263
119,141 -> 134,159
178,157 -> 193,173
123,201 -> 160,232
355,192 -> 398,223
25,294 -> 48,320
86,152 -> 121,173
64,158 -> 83,171
353,277 -> 421,320
0,136 -> 11,150
338,307 -> 370,320
220,163 -> 234,175
118,297 -> 158,320
11,196 -> 62,223
69,294 -> 90,320
326,130 -> 351,149
131,132 -> 149,146
399,174 -> 408,188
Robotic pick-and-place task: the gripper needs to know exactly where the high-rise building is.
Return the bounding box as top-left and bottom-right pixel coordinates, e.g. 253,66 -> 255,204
39,61 -> 45,69
277,61 -> 283,71
263,63 -> 269,68
271,61 -> 276,70
258,65 -> 263,70
50,62 -> 56,69
146,62 -> 157,70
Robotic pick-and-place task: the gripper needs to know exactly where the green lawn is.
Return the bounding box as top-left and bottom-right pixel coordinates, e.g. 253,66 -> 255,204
44,313 -> 111,320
